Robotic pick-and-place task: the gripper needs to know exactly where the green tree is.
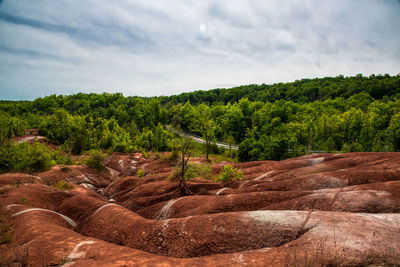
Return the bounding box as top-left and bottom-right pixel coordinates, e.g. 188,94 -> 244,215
191,104 -> 216,161
387,114 -> 400,151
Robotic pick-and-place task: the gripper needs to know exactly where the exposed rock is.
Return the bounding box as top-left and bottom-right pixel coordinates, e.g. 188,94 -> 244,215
1,152 -> 400,266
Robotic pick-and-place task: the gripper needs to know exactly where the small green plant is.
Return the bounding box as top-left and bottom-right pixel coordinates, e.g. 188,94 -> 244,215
216,165 -> 243,182
183,162 -> 212,180
21,198 -> 27,205
54,180 -> 73,190
142,150 -> 149,158
182,163 -> 198,180
85,151 -> 106,171
137,169 -> 145,177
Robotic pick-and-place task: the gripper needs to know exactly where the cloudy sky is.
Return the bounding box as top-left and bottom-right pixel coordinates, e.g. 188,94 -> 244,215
0,0 -> 399,100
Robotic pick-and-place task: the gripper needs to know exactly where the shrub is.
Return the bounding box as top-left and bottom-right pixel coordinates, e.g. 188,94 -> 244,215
184,162 -> 212,180
216,165 -> 243,182
85,151 -> 106,171
0,141 -> 56,173
137,169 -> 145,177
54,180 -> 73,190
169,162 -> 211,182
52,148 -> 75,165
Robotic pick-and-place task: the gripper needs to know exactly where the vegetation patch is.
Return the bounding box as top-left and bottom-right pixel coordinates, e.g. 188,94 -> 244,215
216,165 -> 243,182
0,140 -> 75,174
21,197 -> 27,205
137,169 -> 145,178
183,162 -> 212,180
1,75 -> 399,163
85,151 -> 107,171
54,180 -> 73,190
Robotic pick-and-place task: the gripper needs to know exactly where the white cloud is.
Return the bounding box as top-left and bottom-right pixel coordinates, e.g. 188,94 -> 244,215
0,0 -> 399,99
200,23 -> 207,33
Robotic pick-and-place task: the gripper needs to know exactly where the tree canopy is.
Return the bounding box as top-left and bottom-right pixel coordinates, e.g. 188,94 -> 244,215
1,74 -> 399,167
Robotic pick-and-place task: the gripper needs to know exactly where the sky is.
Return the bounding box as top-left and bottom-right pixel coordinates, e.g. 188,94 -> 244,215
0,0 -> 399,100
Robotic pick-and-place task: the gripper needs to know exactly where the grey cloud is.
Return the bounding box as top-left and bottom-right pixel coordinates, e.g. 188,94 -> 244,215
0,11 -> 153,52
0,0 -> 399,100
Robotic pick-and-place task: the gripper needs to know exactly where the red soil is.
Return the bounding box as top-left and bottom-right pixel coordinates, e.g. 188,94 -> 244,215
1,152 -> 400,266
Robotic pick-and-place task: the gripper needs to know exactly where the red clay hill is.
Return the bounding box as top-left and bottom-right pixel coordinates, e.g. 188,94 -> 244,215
1,152 -> 400,266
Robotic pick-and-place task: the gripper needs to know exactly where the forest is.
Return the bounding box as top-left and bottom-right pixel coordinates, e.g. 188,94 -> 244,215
1,74 -> 400,172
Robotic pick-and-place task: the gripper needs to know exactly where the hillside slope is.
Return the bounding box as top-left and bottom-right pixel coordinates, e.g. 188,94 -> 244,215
1,152 -> 400,266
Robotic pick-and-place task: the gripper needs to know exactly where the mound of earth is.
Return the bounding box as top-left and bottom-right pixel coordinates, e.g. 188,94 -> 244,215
1,152 -> 400,266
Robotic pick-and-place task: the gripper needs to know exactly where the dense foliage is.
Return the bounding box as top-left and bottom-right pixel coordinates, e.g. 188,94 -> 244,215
1,74 -> 399,168
0,141 -> 71,173
160,74 -> 400,105
0,93 -> 173,155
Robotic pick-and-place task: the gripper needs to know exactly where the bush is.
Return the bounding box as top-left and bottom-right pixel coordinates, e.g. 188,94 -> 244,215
216,165 -> 243,182
169,162 -> 210,182
54,180 -> 73,190
184,162 -> 212,180
85,151 -> 106,171
137,169 -> 144,177
0,141 -> 59,173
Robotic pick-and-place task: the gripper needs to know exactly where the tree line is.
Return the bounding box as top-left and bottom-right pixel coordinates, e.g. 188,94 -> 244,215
159,73 -> 400,105
0,74 -> 399,172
